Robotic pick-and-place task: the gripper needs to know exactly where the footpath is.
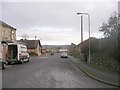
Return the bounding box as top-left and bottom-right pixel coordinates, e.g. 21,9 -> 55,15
69,56 -> 119,87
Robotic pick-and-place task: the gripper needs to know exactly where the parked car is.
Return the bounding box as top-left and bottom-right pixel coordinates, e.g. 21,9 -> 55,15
7,43 -> 30,64
50,50 -> 54,55
51,52 -> 54,55
0,58 -> 6,69
61,51 -> 68,58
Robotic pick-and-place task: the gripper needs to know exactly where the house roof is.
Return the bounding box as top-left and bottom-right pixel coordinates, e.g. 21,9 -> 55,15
77,37 -> 98,48
0,20 -> 16,30
1,40 -> 13,44
17,40 -> 42,49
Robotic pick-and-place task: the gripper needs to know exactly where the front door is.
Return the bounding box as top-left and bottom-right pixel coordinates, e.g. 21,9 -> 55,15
2,44 -> 7,61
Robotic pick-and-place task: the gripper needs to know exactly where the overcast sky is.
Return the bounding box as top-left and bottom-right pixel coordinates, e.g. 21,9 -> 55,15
1,0 -> 119,45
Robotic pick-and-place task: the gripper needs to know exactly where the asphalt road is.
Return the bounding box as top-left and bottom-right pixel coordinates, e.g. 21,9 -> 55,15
2,53 -> 116,88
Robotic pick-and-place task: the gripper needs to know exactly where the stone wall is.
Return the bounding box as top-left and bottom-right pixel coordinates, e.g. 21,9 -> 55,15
28,44 -> 42,56
1,26 -> 16,42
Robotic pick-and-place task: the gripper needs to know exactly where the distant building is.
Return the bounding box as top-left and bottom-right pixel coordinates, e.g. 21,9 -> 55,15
18,40 -> 42,56
68,43 -> 78,54
59,49 -> 68,52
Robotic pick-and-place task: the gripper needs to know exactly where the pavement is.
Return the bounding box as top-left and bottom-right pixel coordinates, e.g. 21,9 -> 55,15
69,55 -> 119,87
2,53 -> 117,88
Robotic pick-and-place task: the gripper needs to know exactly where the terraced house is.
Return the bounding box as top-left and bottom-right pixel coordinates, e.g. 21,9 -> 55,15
17,40 -> 42,56
0,20 -> 16,42
0,20 -> 16,60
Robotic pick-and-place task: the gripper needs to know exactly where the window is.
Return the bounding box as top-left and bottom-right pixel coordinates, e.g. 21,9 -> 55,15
11,31 -> 14,40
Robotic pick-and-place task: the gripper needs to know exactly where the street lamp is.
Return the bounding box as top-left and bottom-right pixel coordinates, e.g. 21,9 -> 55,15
77,12 -> 91,64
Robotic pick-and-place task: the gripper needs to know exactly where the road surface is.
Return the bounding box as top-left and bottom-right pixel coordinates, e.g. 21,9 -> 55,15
2,53 -> 116,88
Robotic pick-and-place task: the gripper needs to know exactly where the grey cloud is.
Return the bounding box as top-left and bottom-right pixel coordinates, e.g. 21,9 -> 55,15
2,2 -> 118,30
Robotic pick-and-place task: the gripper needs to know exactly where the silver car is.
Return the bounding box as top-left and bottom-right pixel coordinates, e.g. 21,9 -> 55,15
61,51 -> 68,58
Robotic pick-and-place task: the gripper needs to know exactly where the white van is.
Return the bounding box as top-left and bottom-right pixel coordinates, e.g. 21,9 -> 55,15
7,43 -> 30,64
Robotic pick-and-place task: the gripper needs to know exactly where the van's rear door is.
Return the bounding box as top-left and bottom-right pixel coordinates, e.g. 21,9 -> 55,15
7,44 -> 18,60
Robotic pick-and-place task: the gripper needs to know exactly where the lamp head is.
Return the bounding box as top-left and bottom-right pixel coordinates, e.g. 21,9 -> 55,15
77,12 -> 83,15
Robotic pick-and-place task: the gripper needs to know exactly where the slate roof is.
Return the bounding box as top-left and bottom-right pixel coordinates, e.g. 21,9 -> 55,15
17,40 -> 42,49
77,37 -> 97,48
0,20 -> 16,30
1,40 -> 13,44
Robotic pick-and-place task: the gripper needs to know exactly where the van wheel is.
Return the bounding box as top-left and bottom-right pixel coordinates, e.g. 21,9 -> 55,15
8,62 -> 11,65
5,61 -> 8,65
2,62 -> 6,69
20,60 -> 24,64
27,60 -> 29,62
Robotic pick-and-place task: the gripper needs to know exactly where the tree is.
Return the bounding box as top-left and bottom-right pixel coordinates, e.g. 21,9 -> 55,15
22,34 -> 29,40
99,12 -> 118,61
99,12 -> 118,38
99,23 -> 110,37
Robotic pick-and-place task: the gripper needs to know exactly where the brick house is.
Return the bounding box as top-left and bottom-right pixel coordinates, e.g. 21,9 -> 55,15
0,20 -> 16,42
0,20 -> 16,60
18,40 -> 42,56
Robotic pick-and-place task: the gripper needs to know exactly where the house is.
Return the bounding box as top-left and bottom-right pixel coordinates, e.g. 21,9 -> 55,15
0,20 -> 16,42
18,40 -> 42,56
41,45 -> 49,54
0,20 -> 16,60
68,43 -> 78,54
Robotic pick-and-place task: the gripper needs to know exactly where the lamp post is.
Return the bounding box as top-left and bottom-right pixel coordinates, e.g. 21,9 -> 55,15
77,12 -> 91,64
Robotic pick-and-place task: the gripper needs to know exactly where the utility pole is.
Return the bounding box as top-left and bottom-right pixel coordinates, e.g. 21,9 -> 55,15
77,12 -> 91,64
81,15 -> 83,42
35,35 -> 36,48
